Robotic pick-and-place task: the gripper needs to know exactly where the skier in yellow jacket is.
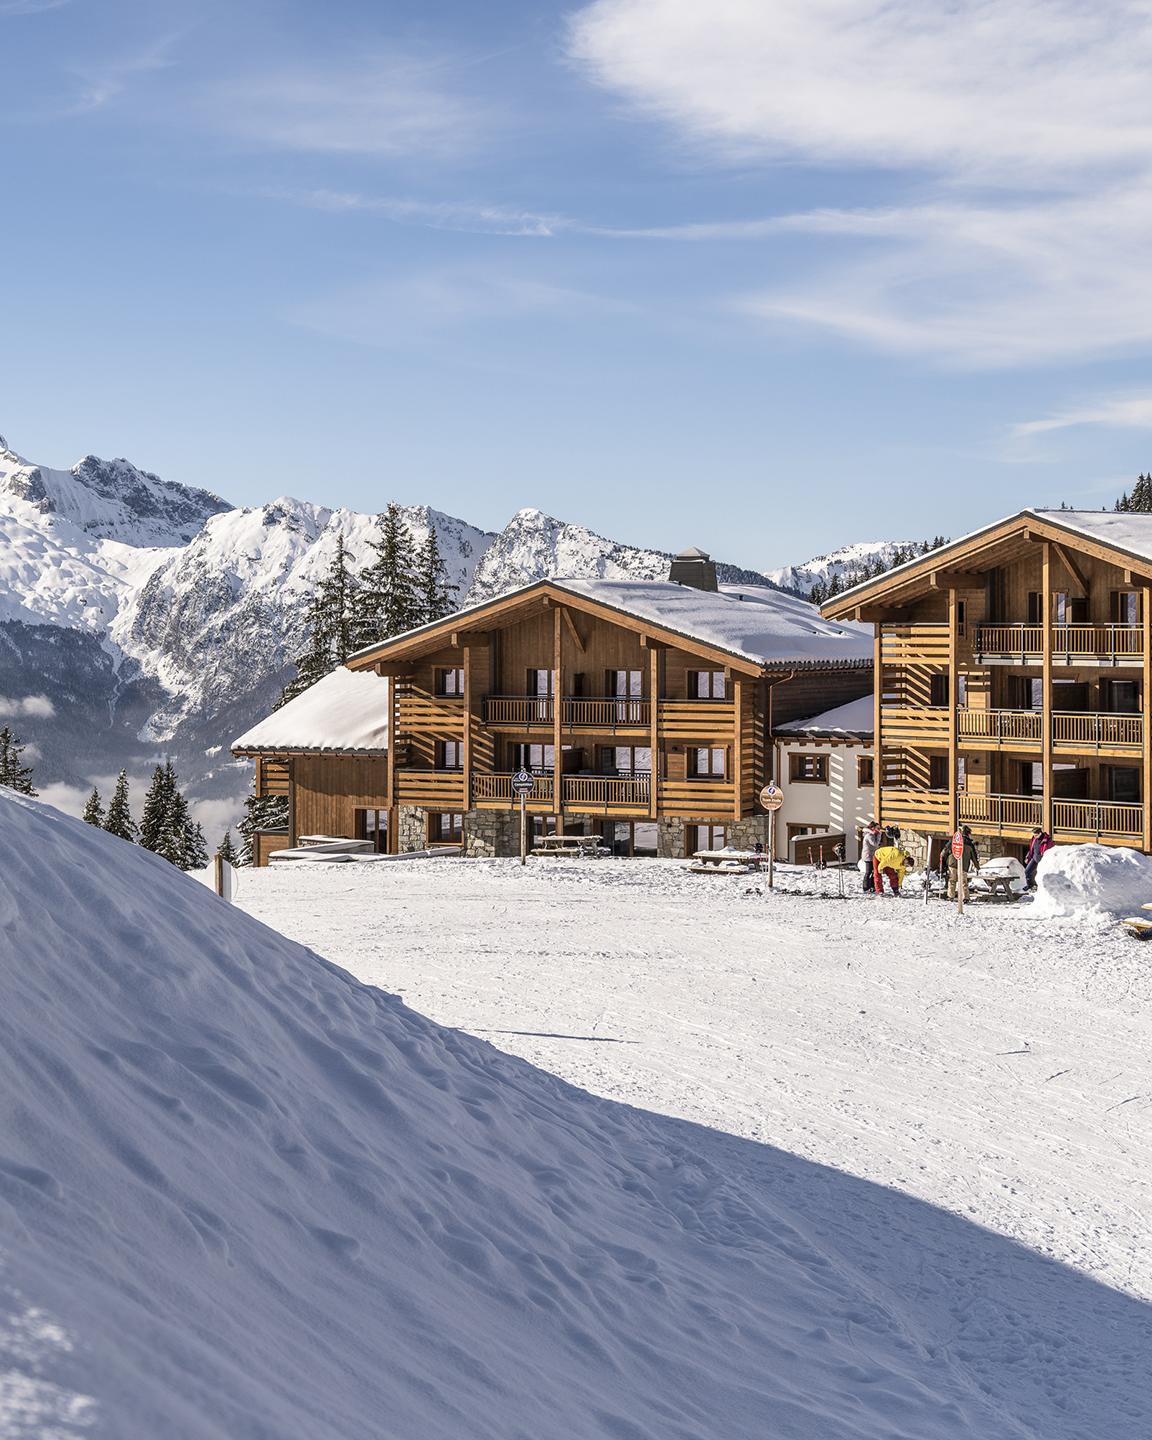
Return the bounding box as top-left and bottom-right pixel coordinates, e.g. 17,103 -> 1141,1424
873,842 -> 910,896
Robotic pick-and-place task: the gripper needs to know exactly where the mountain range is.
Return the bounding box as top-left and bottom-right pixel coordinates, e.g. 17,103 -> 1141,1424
0,434 -> 895,833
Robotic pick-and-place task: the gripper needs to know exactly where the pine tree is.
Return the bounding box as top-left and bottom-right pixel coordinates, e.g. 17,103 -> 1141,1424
139,763 -> 173,853
357,503 -> 419,647
139,760 -> 205,870
82,787 -> 105,826
217,829 -> 238,864
236,779 -> 289,866
415,526 -> 457,626
0,726 -> 37,795
182,820 -> 209,872
279,534 -> 360,707
104,769 -> 137,842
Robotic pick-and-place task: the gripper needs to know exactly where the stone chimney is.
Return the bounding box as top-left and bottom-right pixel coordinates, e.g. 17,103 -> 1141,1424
668,546 -> 718,592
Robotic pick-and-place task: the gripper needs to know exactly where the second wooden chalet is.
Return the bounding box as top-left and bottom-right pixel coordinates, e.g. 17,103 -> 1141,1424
820,508 -> 1152,858
234,550 -> 872,860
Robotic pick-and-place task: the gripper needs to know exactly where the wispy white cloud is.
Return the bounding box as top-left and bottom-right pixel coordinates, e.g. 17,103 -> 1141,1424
567,0 -> 1152,368
0,694 -> 55,718
68,33 -> 180,112
0,0 -> 70,15
263,188 -> 563,237
207,58 -> 494,157
1012,395 -> 1152,439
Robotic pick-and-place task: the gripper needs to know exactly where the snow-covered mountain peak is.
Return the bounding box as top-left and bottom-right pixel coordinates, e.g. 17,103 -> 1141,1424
0,439 -> 229,547
766,539 -> 918,597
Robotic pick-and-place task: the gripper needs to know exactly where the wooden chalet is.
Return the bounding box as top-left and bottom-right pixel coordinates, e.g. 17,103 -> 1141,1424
821,509 -> 1152,856
234,551 -> 872,861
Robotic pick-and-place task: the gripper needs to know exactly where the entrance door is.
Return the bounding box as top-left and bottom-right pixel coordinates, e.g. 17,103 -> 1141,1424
607,669 -> 643,723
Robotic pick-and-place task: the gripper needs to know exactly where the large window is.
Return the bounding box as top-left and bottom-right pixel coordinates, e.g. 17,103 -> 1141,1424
789,752 -> 827,783
1102,679 -> 1141,714
355,808 -> 388,853
1107,766 -> 1141,803
689,824 -> 727,853
527,668 -> 554,696
1111,591 -> 1141,626
599,745 -> 652,777
436,740 -> 463,770
690,747 -> 727,779
689,671 -> 727,700
606,669 -> 644,721
511,742 -> 555,773
436,667 -> 465,697
429,812 -> 463,844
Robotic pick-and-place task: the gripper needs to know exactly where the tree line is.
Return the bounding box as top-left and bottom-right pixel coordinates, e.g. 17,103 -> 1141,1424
807,537 -> 949,605
1113,474 -> 1152,512
280,503 -> 457,706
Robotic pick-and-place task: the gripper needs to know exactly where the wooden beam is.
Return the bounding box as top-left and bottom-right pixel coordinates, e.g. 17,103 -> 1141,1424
638,634 -> 668,650
733,676 -> 743,822
873,624 -> 882,824
929,570 -> 985,590
1144,587 -> 1151,854
462,643 -> 473,813
854,606 -> 911,623
373,662 -> 415,678
649,644 -> 659,821
385,677 -> 397,816
947,588 -> 958,835
1041,543 -> 1053,836
553,602 -> 563,833
1051,542 -> 1090,596
560,606 -> 585,653
450,628 -> 491,648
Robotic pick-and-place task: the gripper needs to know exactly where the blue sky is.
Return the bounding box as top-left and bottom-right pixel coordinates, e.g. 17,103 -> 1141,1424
4,0 -> 1152,567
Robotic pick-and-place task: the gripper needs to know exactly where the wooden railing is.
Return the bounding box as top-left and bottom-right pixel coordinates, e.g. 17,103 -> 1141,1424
1053,712 -> 1142,748
562,775 -> 651,809
959,793 -> 1042,830
483,697 -> 554,725
658,700 -> 736,738
1052,799 -> 1143,839
563,698 -> 651,727
472,772 -> 556,804
880,705 -> 949,744
958,708 -> 1042,743
974,624 -> 1143,662
882,787 -> 950,827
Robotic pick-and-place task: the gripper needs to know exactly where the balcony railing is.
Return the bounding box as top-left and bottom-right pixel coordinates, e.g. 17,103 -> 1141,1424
883,788 -> 1143,841
472,772 -> 556,804
482,696 -> 653,727
955,708 -> 1142,749
1053,712 -> 1142,748
975,624 -> 1143,663
959,792 -> 1043,830
1052,799 -> 1143,840
563,775 -> 651,810
957,708 -> 1042,743
483,696 -> 555,725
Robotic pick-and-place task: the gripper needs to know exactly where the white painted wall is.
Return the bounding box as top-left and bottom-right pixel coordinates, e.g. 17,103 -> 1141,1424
773,739 -> 874,861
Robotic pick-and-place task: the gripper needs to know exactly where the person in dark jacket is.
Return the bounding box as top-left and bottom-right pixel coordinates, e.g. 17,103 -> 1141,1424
1024,827 -> 1053,889
946,826 -> 980,900
861,821 -> 881,893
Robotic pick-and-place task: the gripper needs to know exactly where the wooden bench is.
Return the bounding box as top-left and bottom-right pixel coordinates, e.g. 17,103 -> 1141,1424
689,849 -> 764,875
531,835 -> 608,858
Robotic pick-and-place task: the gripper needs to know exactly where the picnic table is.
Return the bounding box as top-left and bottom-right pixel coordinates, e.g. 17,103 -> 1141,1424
689,847 -> 765,875
531,835 -> 609,858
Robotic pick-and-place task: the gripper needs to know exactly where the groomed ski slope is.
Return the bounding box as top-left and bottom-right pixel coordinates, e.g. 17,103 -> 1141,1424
0,797 -> 1149,1439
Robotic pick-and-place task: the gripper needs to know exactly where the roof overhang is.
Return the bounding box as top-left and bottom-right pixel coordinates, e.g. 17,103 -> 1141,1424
347,579 -> 773,675
230,745 -> 388,759
821,510 -> 1152,621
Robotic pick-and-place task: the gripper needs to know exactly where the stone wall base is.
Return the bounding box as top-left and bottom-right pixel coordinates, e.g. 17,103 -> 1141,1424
397,806 -> 427,852
463,809 -> 520,858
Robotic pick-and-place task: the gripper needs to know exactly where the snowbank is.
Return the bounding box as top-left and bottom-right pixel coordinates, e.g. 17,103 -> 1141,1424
1030,842 -> 1152,920
0,790 -> 1045,1439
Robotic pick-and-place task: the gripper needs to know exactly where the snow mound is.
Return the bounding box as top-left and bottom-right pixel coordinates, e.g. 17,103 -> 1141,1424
1031,842 -> 1152,921
0,791 -> 1088,1440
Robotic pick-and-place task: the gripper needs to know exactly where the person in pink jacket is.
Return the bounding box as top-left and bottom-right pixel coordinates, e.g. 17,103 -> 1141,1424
1024,827 -> 1053,889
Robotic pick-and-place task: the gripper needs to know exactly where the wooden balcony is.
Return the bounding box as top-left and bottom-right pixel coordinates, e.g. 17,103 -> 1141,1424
563,775 -> 651,812
882,787 -> 1143,845
974,624 -> 1143,666
482,696 -> 733,733
483,696 -> 556,727
473,772 -> 556,807
956,708 -> 1142,753
394,770 -> 467,806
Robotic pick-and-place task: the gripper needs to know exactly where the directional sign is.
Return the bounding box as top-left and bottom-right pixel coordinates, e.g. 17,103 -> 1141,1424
951,829 -> 965,859
758,784 -> 784,812
512,769 -> 535,796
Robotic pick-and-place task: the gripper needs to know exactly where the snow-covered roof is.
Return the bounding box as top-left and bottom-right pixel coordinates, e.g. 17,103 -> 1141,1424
232,667 -> 389,755
348,577 -> 872,670
777,694 -> 874,738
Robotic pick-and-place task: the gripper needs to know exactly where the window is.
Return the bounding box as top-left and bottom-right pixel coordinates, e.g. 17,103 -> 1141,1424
691,747 -> 727,779
436,668 -> 464,697
689,671 -> 727,700
1107,766 -> 1141,803
690,824 -> 727,853
599,745 -> 652,777
436,740 -> 463,770
789,752 -> 827,783
511,742 -> 555,773
857,755 -> 874,788
929,755 -> 965,791
956,600 -> 967,638
929,674 -> 949,708
1027,591 -> 1042,625
1052,592 -> 1089,624
1052,679 -> 1089,713
1111,591 -> 1141,626
607,669 -> 644,721
1020,761 -> 1043,797
355,809 -> 388,854
531,815 -> 557,841
429,812 -> 463,844
1102,679 -> 1140,714
527,668 -> 554,696
1010,676 -> 1044,710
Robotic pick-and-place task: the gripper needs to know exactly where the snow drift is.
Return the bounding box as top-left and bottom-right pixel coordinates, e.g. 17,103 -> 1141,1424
1030,842 -> 1152,921
2,794 -> 1146,1439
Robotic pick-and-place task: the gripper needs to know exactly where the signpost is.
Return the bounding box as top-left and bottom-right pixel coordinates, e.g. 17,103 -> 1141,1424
758,783 -> 784,890
512,769 -> 535,866
951,829 -> 966,914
